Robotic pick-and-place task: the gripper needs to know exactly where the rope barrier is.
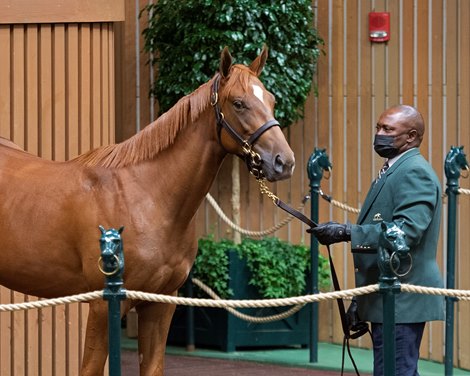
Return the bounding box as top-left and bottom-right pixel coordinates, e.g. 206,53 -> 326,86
205,192 -> 308,237
2,284 -> 470,313
191,277 -> 305,323
458,187 -> 470,195
0,291 -> 103,312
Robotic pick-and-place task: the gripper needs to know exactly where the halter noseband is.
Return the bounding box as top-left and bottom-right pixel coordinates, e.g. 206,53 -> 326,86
211,74 -> 280,179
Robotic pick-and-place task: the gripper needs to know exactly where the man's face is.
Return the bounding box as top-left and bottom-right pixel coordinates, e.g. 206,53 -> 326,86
375,111 -> 413,154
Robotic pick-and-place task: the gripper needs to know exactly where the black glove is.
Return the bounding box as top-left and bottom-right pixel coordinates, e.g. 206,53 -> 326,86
307,221 -> 351,245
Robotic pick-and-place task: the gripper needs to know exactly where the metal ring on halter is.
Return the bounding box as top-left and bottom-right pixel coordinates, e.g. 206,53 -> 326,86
98,255 -> 121,276
250,151 -> 262,166
210,92 -> 218,106
389,251 -> 413,277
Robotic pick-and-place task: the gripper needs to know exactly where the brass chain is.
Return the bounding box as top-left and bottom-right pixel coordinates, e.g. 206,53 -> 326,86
257,178 -> 279,204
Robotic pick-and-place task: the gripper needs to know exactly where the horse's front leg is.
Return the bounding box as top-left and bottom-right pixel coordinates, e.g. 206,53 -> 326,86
81,300 -> 109,375
136,296 -> 177,376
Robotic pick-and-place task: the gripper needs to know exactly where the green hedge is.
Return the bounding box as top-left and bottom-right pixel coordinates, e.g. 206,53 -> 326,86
142,0 -> 322,127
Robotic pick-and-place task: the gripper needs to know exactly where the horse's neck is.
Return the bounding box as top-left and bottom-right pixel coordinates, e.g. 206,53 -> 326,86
133,115 -> 226,228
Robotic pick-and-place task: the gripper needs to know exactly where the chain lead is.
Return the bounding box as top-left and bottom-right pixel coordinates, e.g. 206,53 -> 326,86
258,179 -> 279,204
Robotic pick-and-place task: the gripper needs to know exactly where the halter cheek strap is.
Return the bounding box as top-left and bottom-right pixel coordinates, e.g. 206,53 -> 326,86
211,74 -> 280,178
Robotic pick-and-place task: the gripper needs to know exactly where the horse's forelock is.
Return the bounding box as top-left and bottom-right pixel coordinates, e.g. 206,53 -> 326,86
219,66 -> 256,103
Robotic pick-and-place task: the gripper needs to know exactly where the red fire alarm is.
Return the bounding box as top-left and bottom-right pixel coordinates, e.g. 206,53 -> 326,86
369,12 -> 390,42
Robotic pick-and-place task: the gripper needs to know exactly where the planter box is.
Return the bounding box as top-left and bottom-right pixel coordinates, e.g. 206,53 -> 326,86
167,249 -> 310,352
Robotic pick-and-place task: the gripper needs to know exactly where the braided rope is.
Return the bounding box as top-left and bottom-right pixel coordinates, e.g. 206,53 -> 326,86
126,285 -> 379,308
401,284 -> 470,300
458,187 -> 470,195
191,277 -> 305,323
2,284 -> 470,313
329,199 -> 360,214
205,193 -> 306,237
0,291 -> 103,312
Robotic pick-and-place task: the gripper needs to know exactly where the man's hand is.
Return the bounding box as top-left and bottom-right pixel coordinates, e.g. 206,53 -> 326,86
308,221 -> 351,245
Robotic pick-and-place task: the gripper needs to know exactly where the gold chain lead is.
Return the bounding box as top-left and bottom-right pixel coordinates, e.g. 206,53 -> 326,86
258,179 -> 279,204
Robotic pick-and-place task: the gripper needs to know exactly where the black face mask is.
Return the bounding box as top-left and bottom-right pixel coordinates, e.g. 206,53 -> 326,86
373,134 -> 399,159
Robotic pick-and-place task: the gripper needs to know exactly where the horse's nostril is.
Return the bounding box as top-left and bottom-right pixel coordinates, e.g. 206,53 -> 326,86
274,154 -> 285,173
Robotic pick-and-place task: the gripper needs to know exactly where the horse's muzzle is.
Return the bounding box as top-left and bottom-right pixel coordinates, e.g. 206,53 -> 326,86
264,152 -> 295,181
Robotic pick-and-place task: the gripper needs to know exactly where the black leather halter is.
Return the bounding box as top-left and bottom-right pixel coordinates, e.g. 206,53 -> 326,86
211,73 -> 280,179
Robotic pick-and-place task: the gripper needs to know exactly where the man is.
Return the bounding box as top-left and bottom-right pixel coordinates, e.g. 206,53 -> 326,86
311,105 -> 444,376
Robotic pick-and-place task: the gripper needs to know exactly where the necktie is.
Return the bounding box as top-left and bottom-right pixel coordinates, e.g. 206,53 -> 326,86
377,161 -> 389,181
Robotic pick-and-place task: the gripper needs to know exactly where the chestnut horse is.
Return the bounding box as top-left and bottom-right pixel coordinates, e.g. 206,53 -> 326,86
0,47 -> 294,375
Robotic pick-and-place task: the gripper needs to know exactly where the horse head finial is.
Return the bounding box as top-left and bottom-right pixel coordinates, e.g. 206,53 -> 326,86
378,220 -> 410,279
98,226 -> 125,278
307,148 -> 332,188
445,146 -> 469,182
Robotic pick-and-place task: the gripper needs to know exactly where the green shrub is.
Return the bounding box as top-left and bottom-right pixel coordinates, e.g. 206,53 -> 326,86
141,0 -> 322,127
192,236 -> 330,299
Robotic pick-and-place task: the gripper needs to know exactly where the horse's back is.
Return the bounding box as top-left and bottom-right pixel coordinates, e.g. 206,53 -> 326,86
0,137 -> 23,150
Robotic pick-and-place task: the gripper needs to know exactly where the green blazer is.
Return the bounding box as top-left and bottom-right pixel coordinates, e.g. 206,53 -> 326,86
350,148 -> 444,323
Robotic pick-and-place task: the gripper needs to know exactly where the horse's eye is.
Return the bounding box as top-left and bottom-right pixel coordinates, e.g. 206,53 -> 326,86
233,100 -> 244,110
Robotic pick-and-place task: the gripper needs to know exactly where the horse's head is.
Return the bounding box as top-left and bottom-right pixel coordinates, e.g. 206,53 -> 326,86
307,148 -> 332,185
99,225 -> 125,277
379,220 -> 409,253
212,46 -> 295,182
445,146 -> 469,180
377,220 -> 411,278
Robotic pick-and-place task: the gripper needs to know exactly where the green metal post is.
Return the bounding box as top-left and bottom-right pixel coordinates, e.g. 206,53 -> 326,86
444,146 -> 468,375
306,148 -> 331,363
99,226 -> 126,376
377,222 -> 405,376
379,272 -> 400,376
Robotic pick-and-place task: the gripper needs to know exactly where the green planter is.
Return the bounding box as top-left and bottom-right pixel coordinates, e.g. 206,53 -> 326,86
168,249 -> 310,352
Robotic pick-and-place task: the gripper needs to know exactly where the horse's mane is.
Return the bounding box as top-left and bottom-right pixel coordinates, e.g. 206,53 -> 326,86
71,65 -> 254,168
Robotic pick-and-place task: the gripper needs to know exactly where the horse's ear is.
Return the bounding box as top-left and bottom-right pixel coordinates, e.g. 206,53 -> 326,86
99,225 -> 105,234
118,226 -> 124,234
395,219 -> 405,229
219,47 -> 232,79
249,45 -> 268,77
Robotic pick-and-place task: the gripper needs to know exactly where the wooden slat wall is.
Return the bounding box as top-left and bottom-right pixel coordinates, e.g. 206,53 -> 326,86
117,0 -> 470,370
0,22 -> 116,375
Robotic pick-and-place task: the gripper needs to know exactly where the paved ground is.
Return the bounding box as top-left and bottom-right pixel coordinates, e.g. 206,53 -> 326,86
121,350 -> 365,376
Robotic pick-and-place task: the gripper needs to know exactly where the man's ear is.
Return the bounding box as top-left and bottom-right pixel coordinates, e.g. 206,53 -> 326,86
407,129 -> 418,143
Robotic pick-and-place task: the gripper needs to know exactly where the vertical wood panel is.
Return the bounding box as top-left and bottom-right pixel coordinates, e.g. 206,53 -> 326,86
429,0 -> 445,363
387,0 -> 400,106
401,0 -> 414,104
330,0 -> 345,345
457,0 -> 470,369
0,288 -> 12,375
67,24 -> 80,159
91,23 -> 102,149
79,24 -> 91,154
0,20 -> 117,375
25,25 -> 39,155
12,25 -> 25,148
39,25 -> 53,160
0,26 -> 11,139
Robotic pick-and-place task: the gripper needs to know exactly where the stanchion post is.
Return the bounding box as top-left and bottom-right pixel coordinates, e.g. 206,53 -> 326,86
99,226 -> 126,376
378,262 -> 400,376
377,222 -> 405,376
306,147 -> 331,363
444,146 -> 469,376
